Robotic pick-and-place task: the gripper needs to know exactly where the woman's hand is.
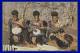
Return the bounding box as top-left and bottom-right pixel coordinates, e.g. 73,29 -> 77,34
13,21 -> 24,27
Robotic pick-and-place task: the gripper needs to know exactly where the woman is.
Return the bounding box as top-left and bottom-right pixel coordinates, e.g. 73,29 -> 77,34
8,10 -> 24,45
49,11 -> 73,49
31,10 -> 45,46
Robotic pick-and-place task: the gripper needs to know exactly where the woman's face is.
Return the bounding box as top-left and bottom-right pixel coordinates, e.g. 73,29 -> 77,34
12,15 -> 18,20
52,16 -> 58,23
35,16 -> 39,21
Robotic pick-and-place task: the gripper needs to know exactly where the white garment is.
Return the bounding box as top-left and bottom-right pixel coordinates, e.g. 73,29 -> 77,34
12,26 -> 22,34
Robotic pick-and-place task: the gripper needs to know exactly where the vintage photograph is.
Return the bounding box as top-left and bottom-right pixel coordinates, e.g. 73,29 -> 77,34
3,2 -> 77,51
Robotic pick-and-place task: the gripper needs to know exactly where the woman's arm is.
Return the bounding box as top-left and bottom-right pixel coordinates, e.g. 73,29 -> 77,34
13,18 -> 24,28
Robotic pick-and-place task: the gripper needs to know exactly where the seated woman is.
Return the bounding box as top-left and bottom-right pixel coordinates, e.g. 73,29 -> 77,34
31,10 -> 47,46
8,10 -> 24,45
48,11 -> 73,49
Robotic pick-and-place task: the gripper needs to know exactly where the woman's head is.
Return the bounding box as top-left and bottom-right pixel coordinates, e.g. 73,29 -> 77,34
11,10 -> 19,20
33,10 -> 40,21
51,11 -> 59,23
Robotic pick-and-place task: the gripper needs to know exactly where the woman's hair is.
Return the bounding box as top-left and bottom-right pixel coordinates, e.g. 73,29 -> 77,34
11,10 -> 18,17
51,11 -> 58,16
33,10 -> 40,17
